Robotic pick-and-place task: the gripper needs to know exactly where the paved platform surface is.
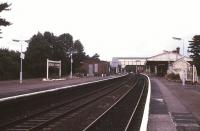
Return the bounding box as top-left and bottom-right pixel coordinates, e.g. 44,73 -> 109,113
0,76 -> 118,99
148,76 -> 200,131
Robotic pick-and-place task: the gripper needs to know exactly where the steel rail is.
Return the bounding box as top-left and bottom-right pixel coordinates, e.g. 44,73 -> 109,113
124,78 -> 146,131
2,75 -> 136,131
29,77 -> 133,131
0,76 -> 129,129
82,76 -> 141,131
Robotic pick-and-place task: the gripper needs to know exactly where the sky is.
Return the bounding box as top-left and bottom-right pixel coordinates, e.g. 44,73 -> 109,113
1,0 -> 200,61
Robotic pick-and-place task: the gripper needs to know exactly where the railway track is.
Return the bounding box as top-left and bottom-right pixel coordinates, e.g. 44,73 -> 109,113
83,75 -> 148,131
0,75 -> 127,126
1,74 -> 138,131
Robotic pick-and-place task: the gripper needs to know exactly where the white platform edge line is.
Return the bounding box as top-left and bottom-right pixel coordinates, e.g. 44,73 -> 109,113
140,73 -> 151,131
0,74 -> 127,102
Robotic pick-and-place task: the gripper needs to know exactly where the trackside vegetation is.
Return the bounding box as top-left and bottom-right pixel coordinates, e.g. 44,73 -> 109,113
0,31 -> 100,80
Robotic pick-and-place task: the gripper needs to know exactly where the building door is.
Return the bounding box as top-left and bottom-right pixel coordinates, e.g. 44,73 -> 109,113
88,64 -> 94,75
157,64 -> 165,76
94,64 -> 98,73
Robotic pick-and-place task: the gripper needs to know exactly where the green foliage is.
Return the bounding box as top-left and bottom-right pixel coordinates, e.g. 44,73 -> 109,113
166,73 -> 180,80
73,40 -> 87,72
0,31 -> 95,80
91,53 -> 100,60
0,49 -> 19,80
24,32 -> 87,78
188,35 -> 200,75
0,2 -> 11,36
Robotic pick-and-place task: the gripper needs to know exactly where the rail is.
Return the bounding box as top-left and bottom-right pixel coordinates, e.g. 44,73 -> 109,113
83,74 -> 147,131
1,74 -> 134,131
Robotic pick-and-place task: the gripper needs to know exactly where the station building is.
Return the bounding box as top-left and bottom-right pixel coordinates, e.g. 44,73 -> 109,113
80,59 -> 110,76
111,47 -> 195,77
146,48 -> 185,76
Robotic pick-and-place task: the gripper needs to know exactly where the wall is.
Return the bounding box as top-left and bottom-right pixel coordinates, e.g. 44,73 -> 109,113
80,59 -> 110,76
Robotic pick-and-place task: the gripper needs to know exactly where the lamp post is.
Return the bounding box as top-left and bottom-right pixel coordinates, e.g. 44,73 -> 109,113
172,37 -> 184,56
172,37 -> 186,86
12,39 -> 29,84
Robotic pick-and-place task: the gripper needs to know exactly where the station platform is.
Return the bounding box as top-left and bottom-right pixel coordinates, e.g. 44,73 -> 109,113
148,76 -> 200,131
0,76 -> 118,99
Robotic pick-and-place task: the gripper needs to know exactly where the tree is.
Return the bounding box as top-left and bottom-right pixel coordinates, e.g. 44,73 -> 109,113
188,35 -> 200,75
24,32 -> 51,77
73,40 -> 87,73
24,32 -> 87,78
92,53 -> 100,60
56,33 -> 74,75
0,2 -> 11,37
0,49 -> 19,80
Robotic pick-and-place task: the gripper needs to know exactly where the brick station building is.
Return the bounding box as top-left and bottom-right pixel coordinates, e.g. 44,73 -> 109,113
80,59 -> 110,76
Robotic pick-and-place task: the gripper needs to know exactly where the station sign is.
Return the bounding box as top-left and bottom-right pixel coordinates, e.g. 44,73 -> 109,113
46,59 -> 62,80
20,53 -> 25,59
48,62 -> 60,67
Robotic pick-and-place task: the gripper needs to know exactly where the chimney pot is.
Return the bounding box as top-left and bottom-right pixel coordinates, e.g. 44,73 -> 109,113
176,47 -> 180,54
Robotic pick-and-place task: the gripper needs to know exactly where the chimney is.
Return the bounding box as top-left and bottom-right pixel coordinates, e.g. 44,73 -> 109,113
176,47 -> 180,54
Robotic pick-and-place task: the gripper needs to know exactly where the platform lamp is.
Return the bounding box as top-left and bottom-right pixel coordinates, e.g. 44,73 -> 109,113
172,37 -> 186,86
12,39 -> 29,84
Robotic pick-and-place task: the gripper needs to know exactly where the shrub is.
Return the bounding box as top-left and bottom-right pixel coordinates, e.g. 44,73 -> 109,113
166,73 -> 180,80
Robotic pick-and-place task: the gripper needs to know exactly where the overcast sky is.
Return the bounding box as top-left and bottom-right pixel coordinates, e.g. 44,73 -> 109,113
1,0 -> 200,61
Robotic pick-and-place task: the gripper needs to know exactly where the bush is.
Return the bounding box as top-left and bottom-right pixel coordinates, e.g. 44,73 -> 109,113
166,73 -> 180,80
0,49 -> 20,80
